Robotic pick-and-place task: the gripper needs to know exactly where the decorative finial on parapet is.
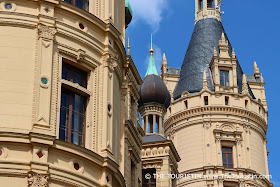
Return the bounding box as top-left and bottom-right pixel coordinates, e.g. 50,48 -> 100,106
242,74 -> 249,94
260,73 -> 264,83
127,36 -> 131,55
149,34 -> 154,55
220,33 -> 227,45
203,70 -> 208,90
254,61 -> 261,78
161,53 -> 168,75
214,47 -> 218,56
232,48 -> 236,58
163,53 -> 167,63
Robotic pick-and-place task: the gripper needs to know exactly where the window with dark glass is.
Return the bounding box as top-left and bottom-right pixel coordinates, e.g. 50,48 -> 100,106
204,96 -> 209,106
59,62 -> 88,146
220,70 -> 229,86
222,147 -> 233,168
142,168 -> 156,187
184,100 -> 188,109
62,63 -> 87,88
225,96 -> 229,106
64,0 -> 88,11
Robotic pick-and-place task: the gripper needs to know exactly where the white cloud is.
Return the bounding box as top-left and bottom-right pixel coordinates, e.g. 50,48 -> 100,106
144,44 -> 163,75
129,0 -> 168,32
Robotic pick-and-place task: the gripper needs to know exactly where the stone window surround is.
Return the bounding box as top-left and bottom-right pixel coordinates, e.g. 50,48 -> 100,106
57,56 -> 94,150
214,129 -> 243,168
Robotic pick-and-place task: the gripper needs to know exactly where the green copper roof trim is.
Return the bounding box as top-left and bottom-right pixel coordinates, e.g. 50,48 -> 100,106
145,54 -> 158,77
125,0 -> 133,16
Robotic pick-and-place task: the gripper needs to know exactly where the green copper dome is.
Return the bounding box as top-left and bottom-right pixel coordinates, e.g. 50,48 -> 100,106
125,0 -> 133,16
125,0 -> 133,27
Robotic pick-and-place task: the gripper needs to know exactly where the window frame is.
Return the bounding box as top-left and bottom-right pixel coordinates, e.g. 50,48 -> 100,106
222,147 -> 233,168
64,0 -> 89,11
59,60 -> 89,147
220,70 -> 230,87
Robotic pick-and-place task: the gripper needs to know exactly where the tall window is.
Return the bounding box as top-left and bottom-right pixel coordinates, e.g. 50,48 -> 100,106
184,100 -> 188,109
220,71 -> 229,86
222,147 -> 233,168
64,0 -> 88,11
142,169 -> 156,187
59,62 -> 88,146
225,96 -> 229,106
204,96 -> 209,106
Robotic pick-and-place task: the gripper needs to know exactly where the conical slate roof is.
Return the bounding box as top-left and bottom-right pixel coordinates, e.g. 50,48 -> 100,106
173,18 -> 251,99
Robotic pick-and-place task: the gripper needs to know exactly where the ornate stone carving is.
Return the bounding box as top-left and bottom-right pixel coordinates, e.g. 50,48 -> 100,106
28,173 -> 49,187
38,24 -> 56,41
77,49 -> 86,61
104,53 -> 117,72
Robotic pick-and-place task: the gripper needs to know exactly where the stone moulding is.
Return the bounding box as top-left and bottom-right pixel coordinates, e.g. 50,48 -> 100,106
165,106 -> 267,131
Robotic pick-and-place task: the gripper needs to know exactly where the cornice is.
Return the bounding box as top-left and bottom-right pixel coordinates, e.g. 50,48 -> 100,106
165,106 -> 267,133
124,120 -> 143,148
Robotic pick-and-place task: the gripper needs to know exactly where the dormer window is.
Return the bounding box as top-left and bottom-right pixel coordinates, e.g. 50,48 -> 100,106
220,70 -> 229,86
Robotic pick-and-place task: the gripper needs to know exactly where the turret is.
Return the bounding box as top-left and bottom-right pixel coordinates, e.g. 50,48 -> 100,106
138,35 -> 171,135
195,0 -> 222,23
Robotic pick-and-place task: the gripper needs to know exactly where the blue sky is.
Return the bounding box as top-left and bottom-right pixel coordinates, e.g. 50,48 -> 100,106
126,0 -> 280,184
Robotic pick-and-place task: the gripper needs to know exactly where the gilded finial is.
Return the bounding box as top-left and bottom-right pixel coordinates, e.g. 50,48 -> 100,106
149,34 -> 154,55
127,36 -> 131,55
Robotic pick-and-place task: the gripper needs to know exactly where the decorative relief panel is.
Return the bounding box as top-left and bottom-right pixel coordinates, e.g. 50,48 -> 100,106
28,173 -> 49,187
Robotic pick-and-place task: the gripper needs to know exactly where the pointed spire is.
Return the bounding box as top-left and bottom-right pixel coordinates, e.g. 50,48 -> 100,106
219,32 -> 229,58
162,53 -> 167,63
242,74 -> 249,94
145,35 -> 158,77
127,36 -> 131,55
254,61 -> 260,78
260,73 -> 264,83
161,53 -> 168,75
214,47 -> 217,56
149,34 -> 154,55
220,33 -> 226,43
232,48 -> 236,58
203,70 -> 208,90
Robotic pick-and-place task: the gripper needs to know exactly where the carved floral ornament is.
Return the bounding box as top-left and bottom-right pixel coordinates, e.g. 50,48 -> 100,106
38,24 -> 57,41
28,173 -> 49,187
104,53 -> 117,72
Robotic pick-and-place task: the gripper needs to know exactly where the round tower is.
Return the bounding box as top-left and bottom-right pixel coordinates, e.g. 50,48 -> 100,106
165,1 -> 272,187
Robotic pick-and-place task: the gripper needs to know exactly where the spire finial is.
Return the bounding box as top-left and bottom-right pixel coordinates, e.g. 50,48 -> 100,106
203,70 -> 208,90
149,34 -> 154,55
242,74 -> 249,94
232,48 -> 236,58
127,36 -> 131,55
260,73 -> 264,83
254,61 -> 260,78
162,53 -> 167,63
145,35 -> 158,77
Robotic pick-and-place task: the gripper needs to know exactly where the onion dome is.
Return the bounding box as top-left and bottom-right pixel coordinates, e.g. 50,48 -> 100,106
125,0 -> 133,28
138,36 -> 171,109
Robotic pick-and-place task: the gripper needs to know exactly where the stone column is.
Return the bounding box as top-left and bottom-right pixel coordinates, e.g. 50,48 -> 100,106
141,117 -> 145,132
236,140 -> 242,168
216,138 -> 222,166
153,115 -> 156,133
145,115 -> 149,134
159,116 -> 163,135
